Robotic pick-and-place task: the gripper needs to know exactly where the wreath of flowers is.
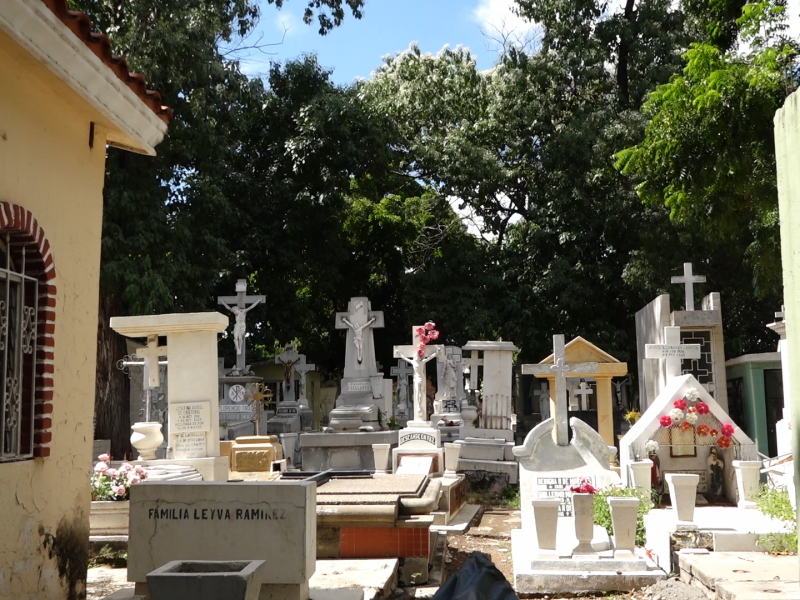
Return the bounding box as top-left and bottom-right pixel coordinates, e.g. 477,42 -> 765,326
658,388 -> 736,449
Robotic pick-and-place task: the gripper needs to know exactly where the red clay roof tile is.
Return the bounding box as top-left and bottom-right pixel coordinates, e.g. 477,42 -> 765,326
40,0 -> 172,123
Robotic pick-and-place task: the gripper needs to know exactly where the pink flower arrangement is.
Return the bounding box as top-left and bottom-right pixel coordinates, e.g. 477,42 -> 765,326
717,436 -> 732,449
660,415 -> 673,427
721,423 -> 735,437
569,477 -> 597,494
674,399 -> 687,410
695,402 -> 710,415
91,454 -> 148,501
415,321 -> 439,357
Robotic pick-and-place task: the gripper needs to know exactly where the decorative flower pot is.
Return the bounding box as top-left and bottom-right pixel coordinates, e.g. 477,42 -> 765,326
460,403 -> 478,427
571,493 -> 596,555
147,559 -> 265,600
629,459 -> 653,495
89,500 -> 130,536
372,443 -> 391,473
733,460 -> 763,509
130,422 -> 164,461
665,473 -> 699,527
607,497 -> 640,558
444,443 -> 461,477
531,498 -> 561,557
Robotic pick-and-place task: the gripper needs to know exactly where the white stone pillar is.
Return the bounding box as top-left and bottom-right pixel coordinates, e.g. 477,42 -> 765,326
444,443 -> 461,477
665,473 -> 699,528
372,443 -> 391,473
733,460 -> 763,509
608,497 -> 640,558
629,460 -> 653,495
531,499 -> 561,558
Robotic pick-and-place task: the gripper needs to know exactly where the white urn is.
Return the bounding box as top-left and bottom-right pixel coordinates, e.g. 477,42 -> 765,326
130,422 -> 164,461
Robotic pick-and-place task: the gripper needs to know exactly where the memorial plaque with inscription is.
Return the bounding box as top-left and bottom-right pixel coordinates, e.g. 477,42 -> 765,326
172,401 -> 211,433
535,474 -> 597,517
173,431 -> 208,459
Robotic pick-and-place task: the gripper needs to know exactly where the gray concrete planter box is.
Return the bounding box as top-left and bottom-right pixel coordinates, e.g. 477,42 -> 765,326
146,560 -> 265,600
89,501 -> 129,536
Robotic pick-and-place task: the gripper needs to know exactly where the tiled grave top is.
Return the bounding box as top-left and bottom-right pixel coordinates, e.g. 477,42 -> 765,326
318,474 -> 426,496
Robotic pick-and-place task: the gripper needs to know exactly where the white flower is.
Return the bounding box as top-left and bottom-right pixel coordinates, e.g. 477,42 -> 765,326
645,440 -> 659,454
684,387 -> 700,401
685,411 -> 699,424
669,407 -> 685,422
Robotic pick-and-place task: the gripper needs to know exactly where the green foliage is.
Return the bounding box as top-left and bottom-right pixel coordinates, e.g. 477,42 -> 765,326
755,484 -> 797,554
593,486 -> 653,546
88,545 -> 127,569
501,486 -> 521,509
266,0 -> 364,35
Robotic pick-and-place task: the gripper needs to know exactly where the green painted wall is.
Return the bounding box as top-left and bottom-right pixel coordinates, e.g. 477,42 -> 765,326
726,359 -> 780,456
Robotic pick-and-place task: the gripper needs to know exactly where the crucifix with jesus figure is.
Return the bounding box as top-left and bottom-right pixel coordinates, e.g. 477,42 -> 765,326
393,327 -> 444,425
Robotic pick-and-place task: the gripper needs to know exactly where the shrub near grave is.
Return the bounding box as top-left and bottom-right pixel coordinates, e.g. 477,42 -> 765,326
755,484 -> 797,554
593,486 -> 653,546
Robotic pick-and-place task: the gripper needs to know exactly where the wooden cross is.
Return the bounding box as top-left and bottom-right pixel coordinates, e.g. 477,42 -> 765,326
574,381 -> 594,411
645,326 -> 701,381
135,334 -> 168,388
275,344 -> 302,402
671,262 -> 706,312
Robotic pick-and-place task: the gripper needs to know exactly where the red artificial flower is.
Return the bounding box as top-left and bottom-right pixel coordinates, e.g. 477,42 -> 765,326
415,326 -> 426,337
659,415 -> 672,427
416,347 -> 425,358
569,477 -> 597,494
717,436 -> 732,449
425,321 -> 436,330
696,424 -> 710,437
674,399 -> 687,410
710,429 -> 719,437
679,421 -> 692,432
721,423 -> 735,437
429,330 -> 439,340
696,402 -> 710,415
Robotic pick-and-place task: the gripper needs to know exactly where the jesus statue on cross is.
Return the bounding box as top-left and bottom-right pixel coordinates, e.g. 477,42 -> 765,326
394,323 -> 444,424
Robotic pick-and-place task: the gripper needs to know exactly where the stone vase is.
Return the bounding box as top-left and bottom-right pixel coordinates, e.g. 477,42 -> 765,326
130,422 -> 163,461
571,493 -> 596,555
147,559 -> 265,600
629,459 -> 653,495
607,497 -> 640,558
531,498 -> 561,557
665,473 -> 699,527
443,443 -> 461,477
372,443 -> 391,473
89,500 -> 130,536
460,403 -> 478,427
733,460 -> 763,509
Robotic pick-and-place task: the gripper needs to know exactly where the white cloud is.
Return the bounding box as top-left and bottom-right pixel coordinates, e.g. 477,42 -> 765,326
473,0 -> 541,53
275,11 -> 306,38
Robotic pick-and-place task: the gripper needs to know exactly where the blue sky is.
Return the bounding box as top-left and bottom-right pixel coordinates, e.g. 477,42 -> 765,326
236,0 -> 539,85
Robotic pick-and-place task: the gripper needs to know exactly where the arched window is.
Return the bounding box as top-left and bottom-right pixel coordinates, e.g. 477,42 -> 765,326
0,204 -> 56,461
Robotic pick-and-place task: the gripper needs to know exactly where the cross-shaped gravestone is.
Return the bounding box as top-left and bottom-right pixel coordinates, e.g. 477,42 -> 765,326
218,279 -> 265,374
394,327 -> 444,424
119,352 -> 167,423
462,350 -> 483,392
671,262 -> 706,312
336,297 -> 384,378
521,335 -> 599,446
295,360 -> 316,406
275,344 -> 302,402
533,381 -> 550,419
574,381 -> 594,411
391,359 -> 413,414
136,334 -> 168,389
776,305 -> 786,321
645,326 -> 701,380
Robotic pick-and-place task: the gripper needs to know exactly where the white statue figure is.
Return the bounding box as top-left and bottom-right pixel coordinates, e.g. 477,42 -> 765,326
443,355 -> 457,398
219,298 -> 262,356
396,377 -> 409,415
341,315 -> 376,364
398,352 -> 440,422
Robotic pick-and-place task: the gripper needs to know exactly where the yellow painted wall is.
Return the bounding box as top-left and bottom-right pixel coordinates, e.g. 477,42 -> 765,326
0,31 -> 109,599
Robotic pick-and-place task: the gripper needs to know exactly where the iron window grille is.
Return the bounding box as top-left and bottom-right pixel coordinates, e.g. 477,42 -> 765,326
0,235 -> 38,461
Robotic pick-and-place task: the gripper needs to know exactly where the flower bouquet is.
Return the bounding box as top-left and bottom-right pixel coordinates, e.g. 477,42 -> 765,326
91,454 -> 148,501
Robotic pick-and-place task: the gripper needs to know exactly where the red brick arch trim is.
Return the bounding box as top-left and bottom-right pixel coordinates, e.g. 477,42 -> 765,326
0,203 -> 56,458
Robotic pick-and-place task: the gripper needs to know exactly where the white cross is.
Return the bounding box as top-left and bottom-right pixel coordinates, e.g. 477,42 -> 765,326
776,305 -> 786,321
574,381 -> 594,411
394,327 -> 444,423
462,350 -> 483,392
135,334 -> 168,388
671,262 -> 706,311
295,361 -> 315,406
645,326 -> 701,381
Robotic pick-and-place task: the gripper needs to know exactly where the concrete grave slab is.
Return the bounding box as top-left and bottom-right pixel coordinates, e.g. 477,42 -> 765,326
310,558 -> 398,600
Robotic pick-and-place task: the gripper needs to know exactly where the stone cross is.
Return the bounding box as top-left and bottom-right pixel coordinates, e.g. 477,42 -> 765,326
393,327 -> 444,424
136,334 -> 168,389
275,344 -> 302,402
335,297 -> 385,378
462,350 -> 483,392
671,262 -> 706,312
521,335 -> 599,446
776,305 -> 786,321
574,381 -> 594,411
218,279 -> 265,374
645,326 -> 701,380
295,361 -> 315,406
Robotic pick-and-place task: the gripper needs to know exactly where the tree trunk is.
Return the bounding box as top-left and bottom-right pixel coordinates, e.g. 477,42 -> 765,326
617,0 -> 636,107
94,290 -> 131,460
